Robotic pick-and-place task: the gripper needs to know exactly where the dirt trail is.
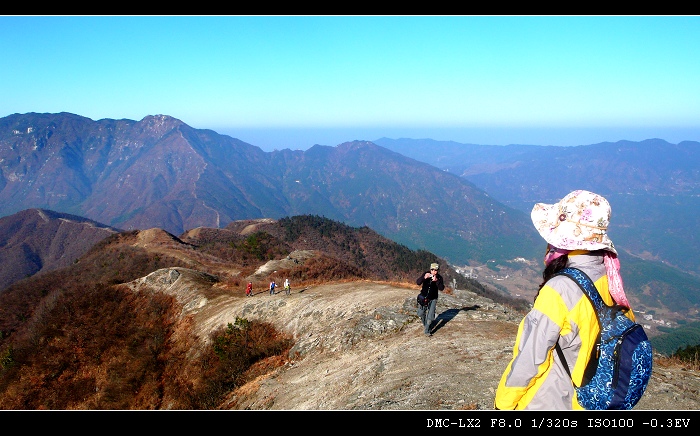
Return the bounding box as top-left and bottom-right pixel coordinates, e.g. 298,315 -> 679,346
124,267 -> 700,410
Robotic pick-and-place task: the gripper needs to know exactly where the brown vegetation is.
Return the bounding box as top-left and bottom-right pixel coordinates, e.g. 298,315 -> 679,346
0,215 -> 532,409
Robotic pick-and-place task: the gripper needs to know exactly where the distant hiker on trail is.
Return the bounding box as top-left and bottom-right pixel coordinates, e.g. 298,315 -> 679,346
246,282 -> 253,297
495,190 -> 638,410
416,262 -> 444,336
269,280 -> 276,295
284,278 -> 290,295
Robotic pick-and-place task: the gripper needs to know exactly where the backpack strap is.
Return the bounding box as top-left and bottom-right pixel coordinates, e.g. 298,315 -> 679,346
556,267 -> 605,312
552,267 -> 602,387
554,338 -> 574,386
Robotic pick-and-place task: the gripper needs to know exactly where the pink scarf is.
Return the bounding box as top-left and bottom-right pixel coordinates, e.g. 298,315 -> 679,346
604,251 -> 630,308
546,246 -> 630,309
544,246 -> 569,266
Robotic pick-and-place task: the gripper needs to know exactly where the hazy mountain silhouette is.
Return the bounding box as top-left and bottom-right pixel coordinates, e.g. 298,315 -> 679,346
0,112 -> 541,267
375,137 -> 700,276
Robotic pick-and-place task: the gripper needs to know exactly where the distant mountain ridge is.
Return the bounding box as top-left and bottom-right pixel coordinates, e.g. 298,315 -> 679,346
375,137 -> 700,276
0,112 -> 279,234
0,208 -> 120,291
0,112 -> 541,267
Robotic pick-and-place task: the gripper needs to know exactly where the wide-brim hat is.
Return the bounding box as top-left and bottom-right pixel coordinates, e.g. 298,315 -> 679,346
531,189 -> 617,255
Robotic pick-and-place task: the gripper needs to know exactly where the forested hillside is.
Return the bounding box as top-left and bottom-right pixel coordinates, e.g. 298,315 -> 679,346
0,214 -> 531,409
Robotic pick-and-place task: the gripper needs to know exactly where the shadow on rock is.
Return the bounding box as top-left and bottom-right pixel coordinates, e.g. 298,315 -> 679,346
431,305 -> 480,334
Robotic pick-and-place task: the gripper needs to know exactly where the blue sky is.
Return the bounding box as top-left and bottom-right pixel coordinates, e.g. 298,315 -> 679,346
2,15 -> 700,151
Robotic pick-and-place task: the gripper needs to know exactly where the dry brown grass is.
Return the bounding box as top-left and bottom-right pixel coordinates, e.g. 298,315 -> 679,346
654,354 -> 700,371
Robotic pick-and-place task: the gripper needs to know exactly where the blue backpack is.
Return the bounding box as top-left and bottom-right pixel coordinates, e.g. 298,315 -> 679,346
554,267 -> 653,410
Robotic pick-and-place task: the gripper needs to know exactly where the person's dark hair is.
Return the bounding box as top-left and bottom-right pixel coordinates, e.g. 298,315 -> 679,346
534,254 -> 569,302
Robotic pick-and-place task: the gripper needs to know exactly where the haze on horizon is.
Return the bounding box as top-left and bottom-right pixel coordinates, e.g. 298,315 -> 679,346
2,15 -> 700,151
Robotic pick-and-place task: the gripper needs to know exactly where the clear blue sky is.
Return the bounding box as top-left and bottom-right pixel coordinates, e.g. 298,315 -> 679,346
2,15 -> 700,151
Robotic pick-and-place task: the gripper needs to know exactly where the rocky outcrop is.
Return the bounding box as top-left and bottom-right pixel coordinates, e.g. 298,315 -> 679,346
121,268 -> 700,410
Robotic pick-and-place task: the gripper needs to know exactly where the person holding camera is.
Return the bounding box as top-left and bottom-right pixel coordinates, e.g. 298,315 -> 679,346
416,262 -> 444,336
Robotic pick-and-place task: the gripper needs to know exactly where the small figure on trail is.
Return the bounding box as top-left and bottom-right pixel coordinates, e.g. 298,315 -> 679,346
416,262 -> 444,336
269,280 -> 276,295
246,282 -> 253,297
284,278 -> 290,295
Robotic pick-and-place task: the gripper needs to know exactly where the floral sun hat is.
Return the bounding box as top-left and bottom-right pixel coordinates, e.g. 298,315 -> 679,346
530,190 -> 617,255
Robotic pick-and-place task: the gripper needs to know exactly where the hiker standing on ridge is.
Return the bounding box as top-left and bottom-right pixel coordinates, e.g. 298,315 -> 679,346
284,278 -> 290,295
494,190 -> 637,410
269,280 -> 276,295
416,262 -> 444,336
246,282 -> 253,297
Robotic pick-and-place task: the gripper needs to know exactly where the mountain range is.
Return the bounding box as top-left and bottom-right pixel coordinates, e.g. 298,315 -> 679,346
375,137 -> 700,276
2,112 -> 700,327
1,112 -> 700,410
0,112 -> 540,267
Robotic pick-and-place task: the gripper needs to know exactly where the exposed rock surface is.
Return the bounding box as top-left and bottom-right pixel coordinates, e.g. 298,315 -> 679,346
124,267 -> 700,410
